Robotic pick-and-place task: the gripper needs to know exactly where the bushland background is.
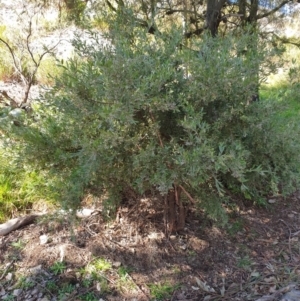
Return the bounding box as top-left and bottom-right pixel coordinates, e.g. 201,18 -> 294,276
1,1 -> 300,301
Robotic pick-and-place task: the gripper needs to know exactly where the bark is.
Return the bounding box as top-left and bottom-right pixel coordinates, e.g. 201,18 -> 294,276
206,0 -> 227,36
164,185 -> 187,234
0,209 -> 97,236
0,215 -> 40,236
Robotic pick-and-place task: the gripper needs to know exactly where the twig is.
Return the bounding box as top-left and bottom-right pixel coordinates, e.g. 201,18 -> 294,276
0,37 -> 25,85
0,90 -> 18,108
291,229 -> 300,237
254,283 -> 296,301
179,184 -> 195,204
0,260 -> 15,281
34,280 -> 55,298
279,219 -> 293,260
126,273 -> 150,300
149,111 -> 164,147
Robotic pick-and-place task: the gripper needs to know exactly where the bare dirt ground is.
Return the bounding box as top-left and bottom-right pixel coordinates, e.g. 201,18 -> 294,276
1,192 -> 300,301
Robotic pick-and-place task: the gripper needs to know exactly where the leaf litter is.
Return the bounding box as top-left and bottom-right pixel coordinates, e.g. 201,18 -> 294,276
1,191 -> 300,300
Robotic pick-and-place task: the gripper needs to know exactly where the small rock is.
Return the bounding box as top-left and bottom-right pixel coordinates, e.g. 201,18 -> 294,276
75,272 -> 81,279
281,289 -> 300,301
40,234 -> 49,245
5,272 -> 12,281
112,261 -> 121,268
8,108 -> 24,119
0,288 -> 6,296
96,282 -> 102,292
31,288 -> 39,295
13,289 -> 22,297
268,199 -> 276,204
76,208 -> 94,218
179,244 -> 187,250
29,265 -> 43,274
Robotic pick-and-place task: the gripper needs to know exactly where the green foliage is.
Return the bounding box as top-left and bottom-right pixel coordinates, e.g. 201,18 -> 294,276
118,266 -> 133,279
50,261 -> 67,275
17,276 -> 35,289
89,258 -> 112,272
64,0 -> 87,25
0,148 -> 55,222
36,57 -> 63,85
237,255 -> 253,270
116,266 -> 136,292
11,239 -> 26,250
2,15 -> 300,222
46,280 -> 58,292
148,282 -> 179,300
80,292 -> 98,301
57,284 -> 76,301
227,219 -> 244,236
0,25 -> 14,81
2,294 -> 14,301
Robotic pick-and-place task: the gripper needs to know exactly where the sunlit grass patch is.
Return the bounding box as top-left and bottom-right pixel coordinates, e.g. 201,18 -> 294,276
0,148 -> 58,222
36,57 -> 64,85
261,86 -> 300,120
148,282 -> 180,301
87,258 -> 112,273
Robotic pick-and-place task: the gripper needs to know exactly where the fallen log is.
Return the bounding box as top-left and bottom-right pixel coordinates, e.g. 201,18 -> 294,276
0,214 -> 41,236
0,209 -> 99,236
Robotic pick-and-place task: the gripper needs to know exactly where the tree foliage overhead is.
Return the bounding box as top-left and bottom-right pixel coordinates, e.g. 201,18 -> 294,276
95,0 -> 300,36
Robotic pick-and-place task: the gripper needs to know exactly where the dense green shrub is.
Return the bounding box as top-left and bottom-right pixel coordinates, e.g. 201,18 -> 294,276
2,17 -> 300,225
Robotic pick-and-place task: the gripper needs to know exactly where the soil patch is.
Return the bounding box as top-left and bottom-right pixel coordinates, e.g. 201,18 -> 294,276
1,193 -> 300,300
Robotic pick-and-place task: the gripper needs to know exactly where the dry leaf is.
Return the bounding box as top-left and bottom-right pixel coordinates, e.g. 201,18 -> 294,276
269,285 -> 276,293
220,285 -> 225,296
195,277 -> 216,293
263,276 -> 276,283
251,271 -> 260,278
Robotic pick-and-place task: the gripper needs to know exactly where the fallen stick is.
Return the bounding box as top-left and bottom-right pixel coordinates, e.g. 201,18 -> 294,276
0,208 -> 99,236
254,283 -> 296,301
0,214 -> 41,236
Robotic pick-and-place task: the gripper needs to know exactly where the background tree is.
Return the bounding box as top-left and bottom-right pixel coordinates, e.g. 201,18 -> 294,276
0,2 -> 63,106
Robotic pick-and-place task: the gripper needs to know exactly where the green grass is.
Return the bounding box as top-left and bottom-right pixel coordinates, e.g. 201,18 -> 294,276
50,261 -> 67,275
11,239 -> 26,250
36,57 -> 64,86
260,82 -> 300,130
88,258 -> 112,272
0,148 -> 57,222
116,266 -> 136,292
227,219 -> 244,236
237,255 -> 253,270
17,276 -> 35,289
148,282 -> 180,301
80,292 -> 98,301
